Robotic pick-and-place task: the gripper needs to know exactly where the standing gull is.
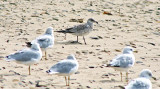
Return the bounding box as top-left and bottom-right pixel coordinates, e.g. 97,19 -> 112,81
46,54 -> 79,86
5,43 -> 42,75
107,46 -> 135,82
126,69 -> 155,89
26,27 -> 54,60
55,18 -> 98,45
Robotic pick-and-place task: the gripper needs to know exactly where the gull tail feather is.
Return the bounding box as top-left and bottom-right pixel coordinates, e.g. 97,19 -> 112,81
107,64 -> 120,67
54,30 -> 67,33
106,64 -> 112,67
46,70 -> 59,74
55,28 -> 74,34
5,55 -> 15,61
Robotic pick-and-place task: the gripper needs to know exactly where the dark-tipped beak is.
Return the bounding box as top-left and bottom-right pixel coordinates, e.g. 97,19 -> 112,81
95,21 -> 98,24
133,50 -> 138,53
152,77 -> 157,80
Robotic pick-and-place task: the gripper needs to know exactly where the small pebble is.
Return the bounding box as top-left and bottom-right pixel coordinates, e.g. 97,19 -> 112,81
75,71 -> 80,74
86,86 -> 91,88
89,66 -> 94,68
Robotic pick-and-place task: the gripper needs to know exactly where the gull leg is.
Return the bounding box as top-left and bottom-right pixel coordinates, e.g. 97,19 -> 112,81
29,66 -> 31,75
65,76 -> 68,86
65,33 -> 66,40
126,72 -> 128,82
68,76 -> 70,86
45,51 -> 47,60
120,72 -> 122,82
83,36 -> 86,45
42,51 -> 45,60
77,36 -> 79,42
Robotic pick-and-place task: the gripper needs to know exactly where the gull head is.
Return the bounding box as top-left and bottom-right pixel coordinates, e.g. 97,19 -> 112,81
31,42 -> 41,51
67,54 -> 76,60
123,46 -> 133,54
139,69 -> 153,79
88,18 -> 98,24
45,27 -> 53,35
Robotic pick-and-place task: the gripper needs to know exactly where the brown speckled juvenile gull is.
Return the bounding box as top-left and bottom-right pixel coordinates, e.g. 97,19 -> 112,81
55,18 -> 98,45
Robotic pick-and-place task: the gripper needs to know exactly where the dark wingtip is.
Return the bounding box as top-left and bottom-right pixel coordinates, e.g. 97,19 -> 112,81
5,56 -> 9,59
6,56 -> 8,58
54,30 -> 66,33
46,70 -> 51,73
107,64 -> 120,67
106,64 -> 111,67
55,29 -> 74,34
25,42 -> 32,47
5,55 -> 11,61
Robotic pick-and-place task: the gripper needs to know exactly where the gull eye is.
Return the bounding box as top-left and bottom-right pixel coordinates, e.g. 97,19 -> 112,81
148,73 -> 152,76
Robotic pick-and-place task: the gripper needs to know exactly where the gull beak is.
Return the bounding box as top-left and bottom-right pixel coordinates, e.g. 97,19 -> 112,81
92,19 -> 98,24
133,50 -> 138,53
95,21 -> 98,24
152,76 -> 157,80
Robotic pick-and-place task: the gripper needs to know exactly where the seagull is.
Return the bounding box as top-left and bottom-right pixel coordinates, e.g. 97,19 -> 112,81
5,43 -> 42,75
55,18 -> 98,45
46,54 -> 79,86
107,46 -> 135,82
125,69 -> 155,89
26,27 -> 54,60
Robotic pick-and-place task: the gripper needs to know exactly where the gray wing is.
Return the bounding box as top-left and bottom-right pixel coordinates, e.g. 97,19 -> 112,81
7,49 -> 40,62
34,35 -> 53,48
51,60 -> 77,73
126,78 -> 151,89
66,23 -> 91,33
110,54 -> 134,68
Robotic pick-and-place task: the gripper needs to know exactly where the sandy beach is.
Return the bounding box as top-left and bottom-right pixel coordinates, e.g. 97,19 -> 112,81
0,0 -> 160,89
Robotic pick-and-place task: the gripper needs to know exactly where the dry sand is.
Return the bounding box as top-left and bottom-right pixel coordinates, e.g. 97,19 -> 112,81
0,0 -> 160,89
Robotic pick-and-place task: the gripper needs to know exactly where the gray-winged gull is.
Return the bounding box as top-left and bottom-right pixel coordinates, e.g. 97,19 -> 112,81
126,69 -> 155,89
46,54 -> 79,86
107,46 -> 135,82
5,43 -> 42,75
26,27 -> 54,60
